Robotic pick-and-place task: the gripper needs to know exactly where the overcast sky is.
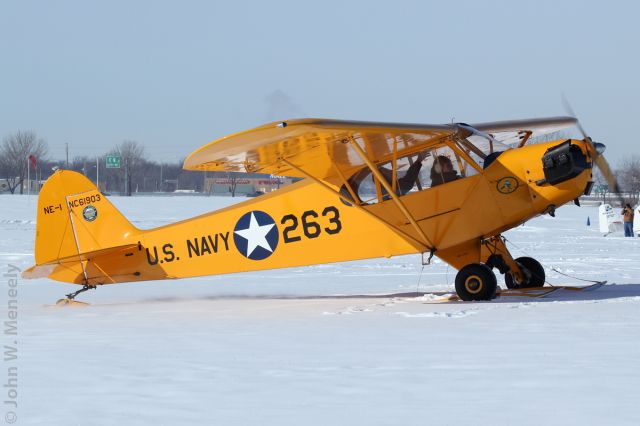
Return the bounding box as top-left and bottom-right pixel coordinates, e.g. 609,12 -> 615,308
1,0 -> 638,165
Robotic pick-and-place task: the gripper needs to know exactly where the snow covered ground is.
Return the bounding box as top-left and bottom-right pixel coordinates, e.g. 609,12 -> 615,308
1,194 -> 640,425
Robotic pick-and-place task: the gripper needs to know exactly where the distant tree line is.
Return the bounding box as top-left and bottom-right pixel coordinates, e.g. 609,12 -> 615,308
0,130 -> 212,195
0,131 -> 48,194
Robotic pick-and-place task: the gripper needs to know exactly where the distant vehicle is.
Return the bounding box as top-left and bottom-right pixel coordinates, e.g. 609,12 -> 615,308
174,189 -> 196,194
245,190 -> 265,197
23,115 -> 618,303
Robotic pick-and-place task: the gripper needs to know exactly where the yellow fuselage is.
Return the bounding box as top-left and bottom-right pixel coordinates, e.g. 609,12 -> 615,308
28,139 -> 592,285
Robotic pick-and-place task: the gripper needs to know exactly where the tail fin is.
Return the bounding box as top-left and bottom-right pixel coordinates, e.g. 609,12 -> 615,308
23,170 -> 142,284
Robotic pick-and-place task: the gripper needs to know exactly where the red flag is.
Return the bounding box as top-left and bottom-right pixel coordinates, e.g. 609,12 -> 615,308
28,155 -> 37,170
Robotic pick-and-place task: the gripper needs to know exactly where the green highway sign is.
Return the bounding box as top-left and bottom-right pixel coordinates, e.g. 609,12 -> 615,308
593,184 -> 605,194
106,155 -> 121,169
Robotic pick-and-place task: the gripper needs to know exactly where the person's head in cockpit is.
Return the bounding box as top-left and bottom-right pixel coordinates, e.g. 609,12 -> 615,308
430,155 -> 459,187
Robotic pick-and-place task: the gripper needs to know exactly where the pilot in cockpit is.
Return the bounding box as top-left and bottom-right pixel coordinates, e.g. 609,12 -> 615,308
430,155 -> 460,187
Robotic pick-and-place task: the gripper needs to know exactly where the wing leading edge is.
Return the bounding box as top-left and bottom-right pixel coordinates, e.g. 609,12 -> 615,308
471,116 -> 577,146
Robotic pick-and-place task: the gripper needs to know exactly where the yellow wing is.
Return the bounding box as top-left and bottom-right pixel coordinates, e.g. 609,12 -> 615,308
183,116 -> 579,180
183,118 -> 455,181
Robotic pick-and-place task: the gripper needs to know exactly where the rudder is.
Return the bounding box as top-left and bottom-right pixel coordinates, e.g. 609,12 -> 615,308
33,170 -> 139,266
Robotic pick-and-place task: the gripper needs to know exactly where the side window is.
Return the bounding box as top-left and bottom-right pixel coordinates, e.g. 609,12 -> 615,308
374,154 -> 425,196
393,155 -> 426,193
342,144 -> 477,205
356,173 -> 378,204
418,146 -> 463,188
344,168 -> 378,205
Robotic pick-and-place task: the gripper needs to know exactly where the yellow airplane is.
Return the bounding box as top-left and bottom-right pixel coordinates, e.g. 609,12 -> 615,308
23,115 -> 618,303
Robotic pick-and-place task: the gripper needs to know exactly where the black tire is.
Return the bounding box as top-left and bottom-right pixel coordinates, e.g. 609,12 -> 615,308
504,273 -> 517,289
455,263 -> 497,301
504,257 -> 545,289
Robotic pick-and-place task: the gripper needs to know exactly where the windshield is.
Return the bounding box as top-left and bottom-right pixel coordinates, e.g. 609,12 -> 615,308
455,126 -> 511,169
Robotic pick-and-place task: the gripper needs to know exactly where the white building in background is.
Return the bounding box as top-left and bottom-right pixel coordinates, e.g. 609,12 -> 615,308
204,174 -> 295,196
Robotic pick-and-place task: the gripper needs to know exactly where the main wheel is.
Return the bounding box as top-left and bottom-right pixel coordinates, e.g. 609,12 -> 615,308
504,256 -> 545,289
455,263 -> 497,301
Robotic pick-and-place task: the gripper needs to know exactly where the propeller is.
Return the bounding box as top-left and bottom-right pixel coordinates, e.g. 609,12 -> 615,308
561,96 -> 623,204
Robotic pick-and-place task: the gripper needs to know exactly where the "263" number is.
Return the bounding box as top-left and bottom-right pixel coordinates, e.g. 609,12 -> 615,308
281,206 -> 342,243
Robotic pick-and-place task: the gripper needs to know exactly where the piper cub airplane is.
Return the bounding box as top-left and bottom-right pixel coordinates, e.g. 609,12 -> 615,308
24,115 -> 618,303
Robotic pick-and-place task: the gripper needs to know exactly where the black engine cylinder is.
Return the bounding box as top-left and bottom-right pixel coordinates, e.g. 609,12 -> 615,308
541,140 -> 590,185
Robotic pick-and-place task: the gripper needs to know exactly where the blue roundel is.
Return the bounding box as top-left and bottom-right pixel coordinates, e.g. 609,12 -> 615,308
233,211 -> 279,260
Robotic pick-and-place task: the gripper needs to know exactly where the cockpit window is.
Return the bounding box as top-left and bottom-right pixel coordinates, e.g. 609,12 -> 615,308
342,143 -> 475,205
421,149 -> 461,187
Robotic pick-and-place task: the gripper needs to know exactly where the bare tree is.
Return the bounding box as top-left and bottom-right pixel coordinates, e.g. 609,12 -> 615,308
0,131 -> 48,194
591,168 -> 609,203
226,171 -> 239,197
112,140 -> 145,196
617,155 -> 640,205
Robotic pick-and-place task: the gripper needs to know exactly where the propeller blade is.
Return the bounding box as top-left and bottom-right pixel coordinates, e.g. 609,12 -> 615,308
561,95 -> 589,140
595,155 -> 624,202
595,156 -> 616,189
562,95 -> 624,205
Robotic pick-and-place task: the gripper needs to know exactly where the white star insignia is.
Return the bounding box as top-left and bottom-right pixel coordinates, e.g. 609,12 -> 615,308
234,212 -> 276,257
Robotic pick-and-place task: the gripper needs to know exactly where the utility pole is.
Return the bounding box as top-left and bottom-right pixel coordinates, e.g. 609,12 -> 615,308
26,156 -> 30,197
96,157 -> 100,190
65,143 -> 69,169
124,157 -> 128,196
126,158 -> 132,196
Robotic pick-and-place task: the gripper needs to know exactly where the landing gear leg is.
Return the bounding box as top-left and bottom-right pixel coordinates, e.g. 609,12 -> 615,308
504,257 -> 545,289
56,285 -> 96,306
482,236 -> 545,289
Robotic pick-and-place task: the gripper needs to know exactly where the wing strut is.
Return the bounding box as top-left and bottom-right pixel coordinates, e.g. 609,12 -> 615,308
279,158 -> 430,252
517,131 -> 532,148
347,138 -> 435,250
330,161 -> 359,203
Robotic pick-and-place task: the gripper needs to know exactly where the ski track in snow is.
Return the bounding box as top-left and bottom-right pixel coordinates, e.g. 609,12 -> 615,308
2,195 -> 640,425
395,310 -> 478,318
